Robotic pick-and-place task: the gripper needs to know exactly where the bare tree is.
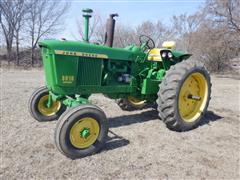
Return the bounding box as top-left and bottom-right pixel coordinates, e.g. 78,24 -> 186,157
76,12 -> 104,43
113,23 -> 137,47
74,1 -> 239,72
0,0 -> 29,65
26,0 -> 70,66
171,11 -> 204,51
206,0 -> 240,34
12,0 -> 28,65
136,20 -> 168,47
0,0 -> 15,63
93,20 -> 106,44
191,0 -> 240,71
76,14 -> 137,47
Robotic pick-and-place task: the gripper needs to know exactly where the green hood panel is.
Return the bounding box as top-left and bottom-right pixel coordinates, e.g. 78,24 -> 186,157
39,40 -> 142,61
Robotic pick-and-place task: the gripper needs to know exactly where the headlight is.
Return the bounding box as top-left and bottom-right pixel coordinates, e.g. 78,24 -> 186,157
161,52 -> 167,58
168,52 -> 173,58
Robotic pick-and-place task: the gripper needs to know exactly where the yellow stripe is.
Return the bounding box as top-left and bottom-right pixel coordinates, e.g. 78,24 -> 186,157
54,50 -> 108,59
148,55 -> 162,61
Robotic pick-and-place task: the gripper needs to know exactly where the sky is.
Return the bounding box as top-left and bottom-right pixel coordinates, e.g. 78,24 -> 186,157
56,0 -> 205,40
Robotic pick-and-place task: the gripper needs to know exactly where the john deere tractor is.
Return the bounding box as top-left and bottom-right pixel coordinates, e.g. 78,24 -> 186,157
28,9 -> 211,159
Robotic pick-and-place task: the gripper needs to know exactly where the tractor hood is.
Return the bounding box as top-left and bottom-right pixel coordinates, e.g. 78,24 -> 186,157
39,40 -> 143,61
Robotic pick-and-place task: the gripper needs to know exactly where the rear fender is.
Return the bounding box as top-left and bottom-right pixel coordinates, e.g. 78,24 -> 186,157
159,49 -> 192,70
171,50 -> 192,60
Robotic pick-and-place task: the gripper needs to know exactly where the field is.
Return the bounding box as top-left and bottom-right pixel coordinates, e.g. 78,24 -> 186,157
0,69 -> 239,179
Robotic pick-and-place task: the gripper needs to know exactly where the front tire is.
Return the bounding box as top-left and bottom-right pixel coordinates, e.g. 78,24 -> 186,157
54,105 -> 109,159
157,60 -> 211,131
28,86 -> 66,122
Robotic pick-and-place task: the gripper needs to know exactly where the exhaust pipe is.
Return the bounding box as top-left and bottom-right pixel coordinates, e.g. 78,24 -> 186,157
105,13 -> 118,47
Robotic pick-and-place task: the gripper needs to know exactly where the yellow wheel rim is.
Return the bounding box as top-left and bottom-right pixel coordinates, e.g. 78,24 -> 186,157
127,96 -> 146,107
37,95 -> 61,116
178,72 -> 208,122
69,117 -> 100,149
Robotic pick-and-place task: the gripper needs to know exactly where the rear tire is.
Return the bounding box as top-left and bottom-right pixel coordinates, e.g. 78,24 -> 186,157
157,60 -> 211,131
28,86 -> 66,122
54,104 -> 109,159
116,96 -> 147,111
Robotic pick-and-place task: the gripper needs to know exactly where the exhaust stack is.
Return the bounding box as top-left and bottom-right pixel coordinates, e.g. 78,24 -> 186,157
105,13 -> 118,47
82,8 -> 93,42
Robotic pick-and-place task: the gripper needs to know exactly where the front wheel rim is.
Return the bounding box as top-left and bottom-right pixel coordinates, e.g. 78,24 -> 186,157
127,96 -> 146,107
69,117 -> 100,149
37,95 -> 61,116
178,72 -> 208,123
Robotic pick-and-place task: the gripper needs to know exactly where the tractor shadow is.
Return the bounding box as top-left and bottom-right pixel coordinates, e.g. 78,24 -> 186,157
104,110 -> 222,152
199,110 -> 223,127
104,109 -> 158,151
108,110 -> 223,129
105,130 -> 130,151
108,109 -> 158,128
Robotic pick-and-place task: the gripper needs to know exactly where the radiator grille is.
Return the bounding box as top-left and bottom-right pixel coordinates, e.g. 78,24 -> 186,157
77,57 -> 102,85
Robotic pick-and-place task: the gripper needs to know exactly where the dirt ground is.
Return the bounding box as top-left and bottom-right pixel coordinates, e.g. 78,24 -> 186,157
0,68 -> 239,180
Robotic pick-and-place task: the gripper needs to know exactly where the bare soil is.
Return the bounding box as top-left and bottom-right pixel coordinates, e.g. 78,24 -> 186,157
0,69 -> 239,179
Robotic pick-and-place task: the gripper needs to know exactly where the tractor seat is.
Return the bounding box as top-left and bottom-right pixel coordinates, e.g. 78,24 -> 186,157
148,41 -> 176,61
162,41 -> 176,49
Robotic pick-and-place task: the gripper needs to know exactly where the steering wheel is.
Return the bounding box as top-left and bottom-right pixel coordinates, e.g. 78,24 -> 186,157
139,35 -> 155,50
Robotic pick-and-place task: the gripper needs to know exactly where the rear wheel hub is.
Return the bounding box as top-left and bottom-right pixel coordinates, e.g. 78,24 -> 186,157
178,72 -> 208,123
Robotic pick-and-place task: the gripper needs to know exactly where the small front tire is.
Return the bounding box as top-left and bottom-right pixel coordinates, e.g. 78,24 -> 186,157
28,86 -> 66,122
54,104 -> 109,159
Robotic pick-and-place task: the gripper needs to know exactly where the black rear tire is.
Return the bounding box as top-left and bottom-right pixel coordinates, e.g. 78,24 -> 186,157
116,96 -> 152,111
116,98 -> 143,111
54,104 -> 109,159
157,60 -> 211,131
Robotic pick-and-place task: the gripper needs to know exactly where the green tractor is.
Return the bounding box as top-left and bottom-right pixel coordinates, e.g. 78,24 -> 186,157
28,9 -> 211,159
